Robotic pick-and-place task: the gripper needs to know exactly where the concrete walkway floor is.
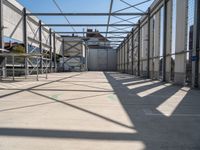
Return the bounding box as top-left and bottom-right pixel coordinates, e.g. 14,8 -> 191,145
0,72 -> 200,150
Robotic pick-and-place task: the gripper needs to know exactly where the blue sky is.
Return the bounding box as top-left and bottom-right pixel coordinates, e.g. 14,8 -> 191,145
17,0 -> 154,37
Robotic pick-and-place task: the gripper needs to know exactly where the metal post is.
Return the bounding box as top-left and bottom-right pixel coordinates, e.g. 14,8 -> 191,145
12,55 -> 15,81
36,57 -> 39,81
23,8 -> 28,79
119,46 -> 121,72
53,33 -> 57,72
127,36 -> 129,73
147,8 -> 151,78
0,0 -> 2,49
138,20 -> 141,76
39,20 -> 43,74
123,41 -> 126,73
162,0 -> 167,82
117,49 -> 119,71
132,29 -> 134,75
121,44 -> 123,72
62,39 -> 65,72
0,0 -> 6,78
46,57 -> 48,79
106,48 -> 109,71
49,28 -> 52,72
192,0 -> 200,88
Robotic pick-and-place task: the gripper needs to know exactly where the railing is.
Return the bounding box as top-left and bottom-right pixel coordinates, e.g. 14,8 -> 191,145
0,51 -> 50,81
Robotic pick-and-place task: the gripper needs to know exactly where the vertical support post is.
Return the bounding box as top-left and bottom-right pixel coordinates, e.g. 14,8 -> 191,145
120,45 -> 122,72
192,0 -> 200,88
106,48 -> 108,71
123,41 -> 126,73
0,0 -> 3,48
49,28 -> 52,72
162,0 -> 167,82
12,55 -> 15,81
138,20 -> 141,76
23,8 -> 28,79
147,8 -> 151,78
0,0 -> 6,78
121,44 -> 123,72
117,46 -> 119,71
62,39 -> 65,72
45,56 -> 48,79
127,35 -> 129,73
36,57 -> 39,81
53,33 -> 57,72
39,20 -> 43,74
131,29 -> 134,75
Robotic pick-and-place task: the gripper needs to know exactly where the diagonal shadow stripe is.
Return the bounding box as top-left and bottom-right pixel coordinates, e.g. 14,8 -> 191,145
0,73 -> 81,99
29,90 -> 134,130
0,93 -> 111,112
0,127 -> 138,141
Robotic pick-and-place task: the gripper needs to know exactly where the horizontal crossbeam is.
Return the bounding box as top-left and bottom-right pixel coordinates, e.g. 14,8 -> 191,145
42,24 -> 137,27
26,13 -> 147,16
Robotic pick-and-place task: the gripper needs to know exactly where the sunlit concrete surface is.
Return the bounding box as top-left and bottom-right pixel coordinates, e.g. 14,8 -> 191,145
0,72 -> 200,150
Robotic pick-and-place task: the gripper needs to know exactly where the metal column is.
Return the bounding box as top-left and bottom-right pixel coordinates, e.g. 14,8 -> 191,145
49,29 -> 52,72
39,20 -> 43,74
120,45 -> 122,72
62,39 -> 65,72
147,8 -> 151,78
123,41 -> 126,73
127,36 -> 129,73
131,29 -> 134,75
53,33 -> 57,72
23,8 -> 29,78
138,20 -> 141,76
0,0 -> 6,78
192,0 -> 200,88
0,0 -> 2,48
162,0 -> 167,82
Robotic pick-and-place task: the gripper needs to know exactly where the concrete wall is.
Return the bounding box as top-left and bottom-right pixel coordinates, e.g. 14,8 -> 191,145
2,0 -> 62,54
88,49 -> 117,71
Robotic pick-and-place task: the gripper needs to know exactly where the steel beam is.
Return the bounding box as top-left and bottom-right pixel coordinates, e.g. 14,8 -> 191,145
39,20 -> 43,74
138,20 -> 141,76
42,24 -> 137,27
56,31 -> 129,34
53,33 -> 57,72
127,35 -> 129,73
131,29 -> 134,75
107,37 -> 126,38
62,39 -> 65,72
147,8 -> 151,78
113,0 -> 151,13
123,41 -> 126,73
0,0 -> 6,78
192,0 -> 200,88
49,29 -> 52,72
23,8 -> 29,78
0,0 -> 3,49
27,13 -> 148,16
106,0 -> 114,38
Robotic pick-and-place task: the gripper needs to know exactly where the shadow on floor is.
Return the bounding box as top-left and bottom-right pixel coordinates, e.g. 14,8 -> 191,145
0,72 -> 200,150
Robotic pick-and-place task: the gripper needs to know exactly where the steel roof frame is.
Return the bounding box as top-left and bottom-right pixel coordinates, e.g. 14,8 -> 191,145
24,0 -> 154,48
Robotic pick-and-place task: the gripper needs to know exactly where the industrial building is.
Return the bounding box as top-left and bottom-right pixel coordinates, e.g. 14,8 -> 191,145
0,0 -> 200,149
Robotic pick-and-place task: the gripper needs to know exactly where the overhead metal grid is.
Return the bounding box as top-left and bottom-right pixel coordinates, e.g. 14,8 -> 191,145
25,0 -> 153,48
